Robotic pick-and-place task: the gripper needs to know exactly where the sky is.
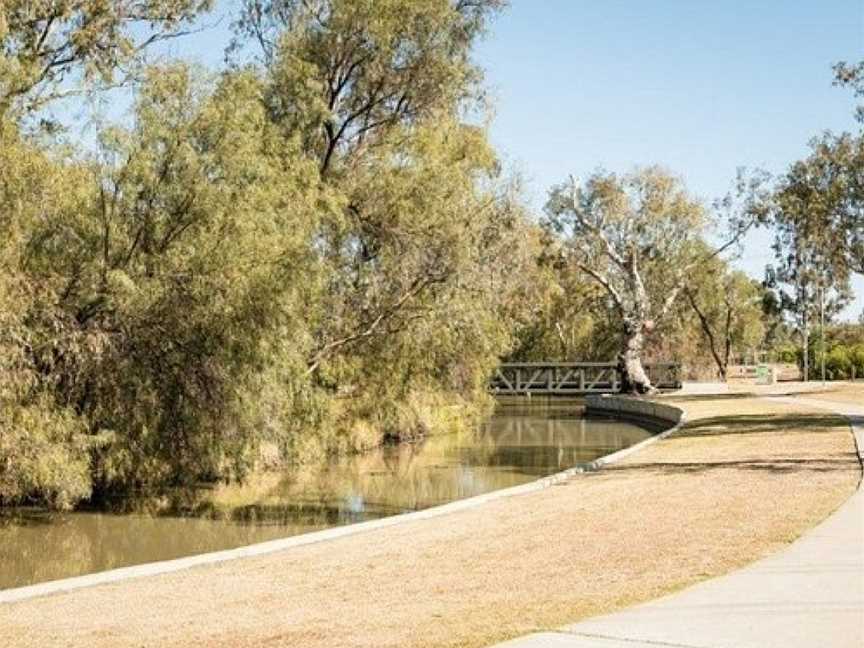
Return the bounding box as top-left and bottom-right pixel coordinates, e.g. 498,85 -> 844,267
108,0 -> 864,320
471,0 -> 863,320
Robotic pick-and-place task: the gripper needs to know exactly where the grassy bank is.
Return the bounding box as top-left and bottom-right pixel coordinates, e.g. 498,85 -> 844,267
2,388 -> 861,648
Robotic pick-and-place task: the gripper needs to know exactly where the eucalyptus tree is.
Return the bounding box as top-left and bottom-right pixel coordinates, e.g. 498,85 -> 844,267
760,160 -> 853,380
767,130 -> 864,281
685,262 -> 766,380
770,61 -> 864,278
545,167 -> 754,393
739,62 -> 864,380
805,132 -> 864,275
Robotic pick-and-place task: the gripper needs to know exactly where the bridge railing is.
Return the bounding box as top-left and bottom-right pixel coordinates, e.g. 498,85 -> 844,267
489,362 -> 681,395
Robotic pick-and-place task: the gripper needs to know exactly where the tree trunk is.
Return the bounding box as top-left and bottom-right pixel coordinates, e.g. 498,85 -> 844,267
685,287 -> 727,382
618,322 -> 654,394
802,314 -> 810,382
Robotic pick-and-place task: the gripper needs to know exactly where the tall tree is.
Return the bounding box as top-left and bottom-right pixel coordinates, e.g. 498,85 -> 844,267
685,262 -> 766,380
1,65 -> 325,505
761,167 -> 852,381
747,62 -> 864,380
233,0 -> 521,391
545,167 -> 753,393
780,61 -> 864,276
1,0 -> 542,508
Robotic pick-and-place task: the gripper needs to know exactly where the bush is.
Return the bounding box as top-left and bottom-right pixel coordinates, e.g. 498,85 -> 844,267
826,346 -> 853,380
0,400 -> 104,510
852,344 -> 864,379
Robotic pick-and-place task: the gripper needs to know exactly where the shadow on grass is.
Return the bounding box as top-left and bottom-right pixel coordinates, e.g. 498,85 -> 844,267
604,455 -> 860,477
674,413 -> 847,439
590,411 -> 860,478
661,388 -> 860,404
659,393 -> 756,402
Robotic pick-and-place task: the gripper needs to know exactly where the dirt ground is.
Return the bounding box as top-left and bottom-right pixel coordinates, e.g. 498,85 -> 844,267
2,390 -> 861,648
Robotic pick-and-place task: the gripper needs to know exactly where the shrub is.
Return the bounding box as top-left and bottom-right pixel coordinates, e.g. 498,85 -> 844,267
0,400 -> 104,510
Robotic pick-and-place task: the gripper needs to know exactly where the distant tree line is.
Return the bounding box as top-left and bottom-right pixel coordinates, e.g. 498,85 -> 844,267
0,1 -> 861,510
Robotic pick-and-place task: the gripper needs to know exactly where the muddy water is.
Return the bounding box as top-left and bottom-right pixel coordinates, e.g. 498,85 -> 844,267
0,399 -> 658,590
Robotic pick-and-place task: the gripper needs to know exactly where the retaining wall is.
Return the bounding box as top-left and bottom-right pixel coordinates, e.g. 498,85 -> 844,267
585,394 -> 684,425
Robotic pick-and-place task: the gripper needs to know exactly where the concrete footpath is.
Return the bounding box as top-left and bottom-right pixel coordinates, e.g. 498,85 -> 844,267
494,395 -> 864,648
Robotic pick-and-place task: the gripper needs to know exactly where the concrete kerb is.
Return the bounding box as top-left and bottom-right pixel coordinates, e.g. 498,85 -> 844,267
0,395 -> 685,605
582,395 -> 685,471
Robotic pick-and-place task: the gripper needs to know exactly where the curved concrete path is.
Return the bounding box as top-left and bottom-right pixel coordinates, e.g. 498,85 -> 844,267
494,395 -> 864,648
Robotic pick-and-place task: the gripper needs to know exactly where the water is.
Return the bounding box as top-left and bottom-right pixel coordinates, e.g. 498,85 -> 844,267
0,399 -> 659,590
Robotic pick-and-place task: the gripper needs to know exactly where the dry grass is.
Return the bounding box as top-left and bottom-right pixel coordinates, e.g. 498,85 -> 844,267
807,382 -> 864,406
2,395 -> 860,648
720,379 -> 864,401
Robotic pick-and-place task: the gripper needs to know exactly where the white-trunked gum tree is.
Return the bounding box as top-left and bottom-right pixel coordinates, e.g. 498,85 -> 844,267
544,167 -> 758,393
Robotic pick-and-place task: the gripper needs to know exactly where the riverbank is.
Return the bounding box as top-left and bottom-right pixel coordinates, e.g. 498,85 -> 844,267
3,388 -> 861,648
0,405 -> 650,590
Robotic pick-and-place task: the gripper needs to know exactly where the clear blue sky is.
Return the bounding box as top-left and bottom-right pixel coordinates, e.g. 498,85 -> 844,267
144,0 -> 864,319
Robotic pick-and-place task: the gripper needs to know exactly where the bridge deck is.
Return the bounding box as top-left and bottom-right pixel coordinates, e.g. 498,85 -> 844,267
490,362 -> 680,395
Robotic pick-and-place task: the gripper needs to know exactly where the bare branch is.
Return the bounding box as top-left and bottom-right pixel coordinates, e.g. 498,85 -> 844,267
576,262 -> 624,313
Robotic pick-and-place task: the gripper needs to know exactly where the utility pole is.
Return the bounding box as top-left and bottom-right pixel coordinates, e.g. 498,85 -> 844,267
802,306 -> 809,383
820,282 -> 826,389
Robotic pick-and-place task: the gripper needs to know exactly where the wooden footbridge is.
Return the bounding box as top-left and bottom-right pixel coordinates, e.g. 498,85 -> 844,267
489,362 -> 681,395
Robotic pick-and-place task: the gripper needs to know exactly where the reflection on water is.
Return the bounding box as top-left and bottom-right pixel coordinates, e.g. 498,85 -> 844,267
0,399 -> 658,589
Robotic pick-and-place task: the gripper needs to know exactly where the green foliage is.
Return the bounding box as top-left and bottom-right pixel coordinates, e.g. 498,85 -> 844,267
0,116 -> 100,508
0,0 -> 213,115
254,0 -> 531,415
797,324 -> 864,380
5,4 -> 854,514
1,64 -> 326,503
753,61 -> 864,354
82,67 -> 325,492
544,167 -> 722,391
256,0 -> 505,175
506,247 -> 620,363
1,1 -> 532,510
0,399 -> 104,511
685,257 -> 766,379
